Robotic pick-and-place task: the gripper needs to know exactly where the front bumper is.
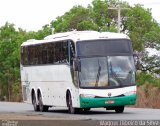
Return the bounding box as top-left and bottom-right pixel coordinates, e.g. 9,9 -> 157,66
80,94 -> 136,108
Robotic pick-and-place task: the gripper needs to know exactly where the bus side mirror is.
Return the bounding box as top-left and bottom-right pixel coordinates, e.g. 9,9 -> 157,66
133,53 -> 137,57
73,58 -> 81,72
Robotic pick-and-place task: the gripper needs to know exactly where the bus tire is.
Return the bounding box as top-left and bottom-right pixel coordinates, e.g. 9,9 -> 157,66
115,106 -> 124,113
68,92 -> 76,114
32,93 -> 40,111
38,93 -> 48,112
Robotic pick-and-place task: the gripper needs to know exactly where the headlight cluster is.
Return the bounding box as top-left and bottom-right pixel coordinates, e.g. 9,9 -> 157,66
80,94 -> 95,98
124,91 -> 136,96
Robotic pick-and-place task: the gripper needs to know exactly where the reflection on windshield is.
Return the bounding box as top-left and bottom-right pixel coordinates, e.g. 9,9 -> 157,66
108,56 -> 135,86
79,56 -> 135,88
79,57 -> 108,87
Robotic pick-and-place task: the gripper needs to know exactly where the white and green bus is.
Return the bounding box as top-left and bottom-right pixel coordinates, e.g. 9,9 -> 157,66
20,31 -> 136,114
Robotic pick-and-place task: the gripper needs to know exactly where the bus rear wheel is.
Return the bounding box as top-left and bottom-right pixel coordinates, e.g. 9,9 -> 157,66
68,93 -> 77,114
115,106 -> 124,113
32,93 -> 39,111
38,93 -> 49,112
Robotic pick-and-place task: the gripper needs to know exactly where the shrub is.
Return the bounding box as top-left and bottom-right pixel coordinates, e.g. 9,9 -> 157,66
136,72 -> 160,88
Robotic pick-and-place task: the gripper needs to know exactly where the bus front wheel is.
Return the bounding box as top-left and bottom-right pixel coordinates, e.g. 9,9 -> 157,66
68,93 -> 76,114
115,106 -> 124,113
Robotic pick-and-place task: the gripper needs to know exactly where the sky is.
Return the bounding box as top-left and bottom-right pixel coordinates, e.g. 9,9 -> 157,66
0,0 -> 160,31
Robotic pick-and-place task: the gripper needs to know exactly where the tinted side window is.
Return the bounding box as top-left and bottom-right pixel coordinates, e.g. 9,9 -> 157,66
48,43 -> 55,64
21,41 -> 70,66
21,46 -> 29,65
28,46 -> 38,65
61,41 -> 68,63
21,47 -> 24,65
41,44 -> 48,64
54,42 -> 60,63
54,41 -> 68,64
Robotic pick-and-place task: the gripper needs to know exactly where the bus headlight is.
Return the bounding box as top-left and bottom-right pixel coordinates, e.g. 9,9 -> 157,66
124,91 -> 136,96
80,94 -> 95,98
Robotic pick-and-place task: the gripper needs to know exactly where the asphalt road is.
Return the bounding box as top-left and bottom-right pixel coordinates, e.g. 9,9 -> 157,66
0,101 -> 160,120
0,102 -> 160,126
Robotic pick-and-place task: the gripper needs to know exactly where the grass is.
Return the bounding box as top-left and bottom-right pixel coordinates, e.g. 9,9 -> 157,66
135,72 -> 160,108
135,84 -> 160,108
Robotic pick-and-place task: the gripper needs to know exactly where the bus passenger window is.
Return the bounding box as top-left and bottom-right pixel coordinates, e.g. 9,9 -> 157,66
62,41 -> 68,63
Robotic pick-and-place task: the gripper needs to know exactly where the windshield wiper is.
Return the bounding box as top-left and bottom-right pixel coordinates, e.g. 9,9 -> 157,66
95,60 -> 101,87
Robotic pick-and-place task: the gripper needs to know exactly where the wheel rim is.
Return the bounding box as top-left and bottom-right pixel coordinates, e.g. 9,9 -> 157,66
68,94 -> 72,111
68,94 -> 74,113
39,94 -> 43,111
33,95 -> 37,110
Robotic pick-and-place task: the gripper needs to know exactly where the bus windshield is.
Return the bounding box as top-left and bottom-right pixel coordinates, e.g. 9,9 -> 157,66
79,56 -> 135,88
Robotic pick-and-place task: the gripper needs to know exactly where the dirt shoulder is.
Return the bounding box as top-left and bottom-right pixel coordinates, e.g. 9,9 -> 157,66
0,113 -> 59,120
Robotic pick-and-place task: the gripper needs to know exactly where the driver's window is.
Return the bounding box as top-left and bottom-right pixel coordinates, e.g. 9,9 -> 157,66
68,40 -> 75,65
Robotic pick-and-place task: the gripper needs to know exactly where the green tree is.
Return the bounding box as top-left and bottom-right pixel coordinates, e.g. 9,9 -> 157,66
51,5 -> 92,32
0,22 -> 20,101
50,0 -> 160,74
125,5 -> 153,51
0,0 -> 160,102
124,5 -> 160,74
36,24 -> 52,39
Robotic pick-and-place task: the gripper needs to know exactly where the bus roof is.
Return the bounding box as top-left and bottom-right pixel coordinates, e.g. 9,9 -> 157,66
21,31 -> 130,46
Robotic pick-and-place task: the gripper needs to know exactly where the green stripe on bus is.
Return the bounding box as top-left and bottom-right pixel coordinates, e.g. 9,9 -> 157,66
80,94 -> 136,108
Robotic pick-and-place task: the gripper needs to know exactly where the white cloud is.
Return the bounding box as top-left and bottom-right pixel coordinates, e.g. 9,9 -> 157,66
0,0 -> 92,31
0,0 -> 159,31
124,0 -> 160,23
146,48 -> 160,57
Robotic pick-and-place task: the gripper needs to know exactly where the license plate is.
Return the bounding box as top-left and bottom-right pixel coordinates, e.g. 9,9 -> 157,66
105,100 -> 114,104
